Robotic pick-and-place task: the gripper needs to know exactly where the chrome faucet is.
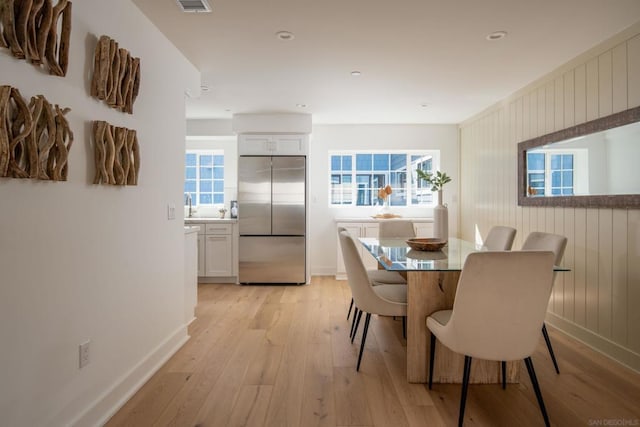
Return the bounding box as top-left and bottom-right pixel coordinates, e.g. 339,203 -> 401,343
186,193 -> 193,218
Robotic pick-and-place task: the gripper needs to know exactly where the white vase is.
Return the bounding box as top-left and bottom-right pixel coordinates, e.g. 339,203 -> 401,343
433,190 -> 448,241
380,198 -> 392,215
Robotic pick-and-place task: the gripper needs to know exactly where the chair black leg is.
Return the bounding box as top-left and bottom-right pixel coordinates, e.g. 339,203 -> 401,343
402,316 -> 406,339
428,333 -> 436,390
351,309 -> 363,343
542,323 -> 560,374
501,361 -> 506,389
350,307 -> 359,340
458,356 -> 473,427
347,298 -> 354,320
524,357 -> 551,427
356,313 -> 372,371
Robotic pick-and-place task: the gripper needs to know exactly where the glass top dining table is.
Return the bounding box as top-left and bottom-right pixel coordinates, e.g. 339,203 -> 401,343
359,237 -> 482,272
359,236 -> 570,272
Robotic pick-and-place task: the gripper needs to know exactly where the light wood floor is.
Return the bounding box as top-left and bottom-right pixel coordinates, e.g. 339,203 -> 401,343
107,276 -> 640,427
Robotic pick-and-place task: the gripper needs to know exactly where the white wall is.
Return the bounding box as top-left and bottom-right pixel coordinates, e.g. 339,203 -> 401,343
309,124 -> 459,275
460,21 -> 640,371
0,1 -> 200,425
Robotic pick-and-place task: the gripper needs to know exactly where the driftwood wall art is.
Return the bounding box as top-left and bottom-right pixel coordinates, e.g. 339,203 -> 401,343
0,84 -> 73,180
0,0 -> 72,77
92,121 -> 139,186
91,35 -> 140,114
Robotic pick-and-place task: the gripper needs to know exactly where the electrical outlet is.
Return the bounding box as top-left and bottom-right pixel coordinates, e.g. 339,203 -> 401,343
79,340 -> 91,369
167,204 -> 176,220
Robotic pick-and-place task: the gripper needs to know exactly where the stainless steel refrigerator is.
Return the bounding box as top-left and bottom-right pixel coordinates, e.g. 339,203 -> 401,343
238,156 -> 306,284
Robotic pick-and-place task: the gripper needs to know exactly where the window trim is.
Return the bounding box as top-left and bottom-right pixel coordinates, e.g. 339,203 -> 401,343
328,149 -> 442,208
184,149 -> 225,206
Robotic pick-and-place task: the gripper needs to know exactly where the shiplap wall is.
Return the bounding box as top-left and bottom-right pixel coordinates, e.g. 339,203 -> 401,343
459,23 -> 640,371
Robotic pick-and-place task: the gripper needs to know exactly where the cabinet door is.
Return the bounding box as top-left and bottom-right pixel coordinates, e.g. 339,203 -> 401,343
197,234 -> 205,277
274,135 -> 307,155
204,234 -> 233,277
336,223 -> 362,279
238,135 -> 273,155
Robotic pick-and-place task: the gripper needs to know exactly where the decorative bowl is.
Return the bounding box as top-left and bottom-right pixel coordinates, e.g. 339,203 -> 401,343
405,238 -> 447,252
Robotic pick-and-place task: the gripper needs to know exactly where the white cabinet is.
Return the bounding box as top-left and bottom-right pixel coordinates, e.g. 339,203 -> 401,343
336,219 -> 434,280
238,134 -> 308,156
190,222 -> 235,279
197,233 -> 205,277
204,234 -> 232,276
184,230 -> 198,324
336,222 -> 379,280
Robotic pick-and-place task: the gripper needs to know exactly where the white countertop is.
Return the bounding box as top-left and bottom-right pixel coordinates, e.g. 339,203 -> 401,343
184,217 -> 238,224
335,217 -> 433,223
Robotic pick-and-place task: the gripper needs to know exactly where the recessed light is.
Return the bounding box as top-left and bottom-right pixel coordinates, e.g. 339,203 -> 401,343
351,71 -> 361,76
200,84 -> 210,92
276,31 -> 295,41
486,31 -> 507,41
420,103 -> 429,108
296,104 -> 307,108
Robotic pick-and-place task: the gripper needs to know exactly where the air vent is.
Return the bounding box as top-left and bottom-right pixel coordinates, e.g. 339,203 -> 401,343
176,0 -> 211,13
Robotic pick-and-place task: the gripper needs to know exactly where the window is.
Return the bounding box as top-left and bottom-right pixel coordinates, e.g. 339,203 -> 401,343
329,151 -> 440,207
184,151 -> 224,206
550,154 -> 574,195
526,152 -> 574,196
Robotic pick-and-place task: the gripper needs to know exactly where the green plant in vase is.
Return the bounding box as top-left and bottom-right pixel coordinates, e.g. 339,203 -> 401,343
416,170 -> 451,192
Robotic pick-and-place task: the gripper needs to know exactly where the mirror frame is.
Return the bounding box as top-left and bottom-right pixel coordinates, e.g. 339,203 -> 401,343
517,105 -> 640,209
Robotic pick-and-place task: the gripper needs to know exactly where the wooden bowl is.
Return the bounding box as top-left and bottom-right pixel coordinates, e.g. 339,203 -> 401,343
405,238 -> 447,252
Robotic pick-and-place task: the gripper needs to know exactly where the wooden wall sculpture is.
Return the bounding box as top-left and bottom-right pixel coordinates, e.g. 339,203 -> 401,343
0,85 -> 73,180
0,0 -> 72,77
92,121 -> 139,186
91,35 -> 140,114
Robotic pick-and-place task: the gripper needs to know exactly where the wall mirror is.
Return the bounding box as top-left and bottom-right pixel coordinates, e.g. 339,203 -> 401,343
518,105 -> 640,208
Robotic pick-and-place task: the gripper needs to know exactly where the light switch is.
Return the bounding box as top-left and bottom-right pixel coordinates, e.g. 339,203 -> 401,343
167,204 -> 176,220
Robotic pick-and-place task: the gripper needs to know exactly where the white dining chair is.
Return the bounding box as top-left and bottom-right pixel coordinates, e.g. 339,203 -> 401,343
337,227 -> 407,338
378,220 -> 416,238
339,230 -> 407,371
483,225 -> 516,251
427,251 -> 556,426
521,231 -> 568,374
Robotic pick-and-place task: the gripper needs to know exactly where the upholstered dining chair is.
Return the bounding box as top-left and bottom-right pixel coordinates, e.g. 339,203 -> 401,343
337,227 -> 406,329
378,220 -> 416,239
483,225 -> 517,251
521,231 -> 568,374
339,230 -> 408,371
427,251 -> 556,427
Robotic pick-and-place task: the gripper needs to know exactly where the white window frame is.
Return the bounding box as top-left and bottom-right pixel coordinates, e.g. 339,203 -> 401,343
184,149 -> 225,206
328,150 -> 442,208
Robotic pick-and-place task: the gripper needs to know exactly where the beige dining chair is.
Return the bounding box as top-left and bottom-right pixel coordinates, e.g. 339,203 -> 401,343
378,220 -> 416,238
337,227 -> 406,328
344,222 -> 412,339
427,251 -> 556,427
521,231 -> 568,374
339,230 -> 408,371
483,225 -> 517,251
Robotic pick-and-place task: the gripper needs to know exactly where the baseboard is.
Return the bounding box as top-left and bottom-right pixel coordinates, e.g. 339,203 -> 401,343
310,267 -> 335,276
546,312 -> 640,374
70,324 -> 190,427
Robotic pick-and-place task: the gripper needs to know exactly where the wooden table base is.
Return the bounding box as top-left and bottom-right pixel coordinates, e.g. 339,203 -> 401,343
406,270 -> 519,384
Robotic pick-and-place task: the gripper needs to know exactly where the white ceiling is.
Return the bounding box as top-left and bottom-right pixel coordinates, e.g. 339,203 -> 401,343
132,0 -> 640,124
